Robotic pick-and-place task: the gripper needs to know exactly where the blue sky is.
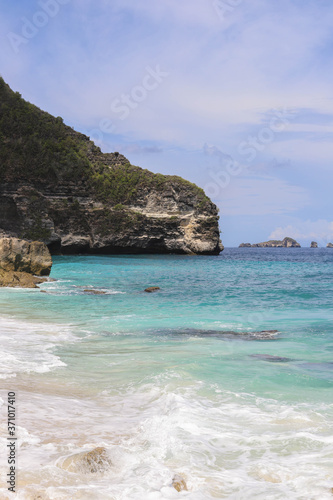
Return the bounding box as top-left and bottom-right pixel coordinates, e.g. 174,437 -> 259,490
1,0 -> 333,246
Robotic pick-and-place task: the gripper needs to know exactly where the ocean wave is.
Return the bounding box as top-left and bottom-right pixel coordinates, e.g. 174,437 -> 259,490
2,384 -> 332,499
0,316 -> 73,378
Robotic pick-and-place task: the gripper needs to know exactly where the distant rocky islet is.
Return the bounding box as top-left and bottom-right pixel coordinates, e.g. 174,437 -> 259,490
239,237 -> 301,248
240,238 -> 333,248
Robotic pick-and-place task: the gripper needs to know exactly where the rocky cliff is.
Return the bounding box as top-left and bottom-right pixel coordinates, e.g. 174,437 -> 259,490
239,237 -> 301,248
0,77 -> 223,255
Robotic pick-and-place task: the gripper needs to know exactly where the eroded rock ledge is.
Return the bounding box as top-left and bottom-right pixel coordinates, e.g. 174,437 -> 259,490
0,181 -> 223,256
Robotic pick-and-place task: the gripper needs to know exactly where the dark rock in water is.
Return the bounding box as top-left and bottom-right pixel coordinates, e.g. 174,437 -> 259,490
144,286 -> 161,293
172,474 -> 188,492
310,241 -> 318,248
223,329 -> 279,339
83,289 -> 106,295
158,328 -> 279,340
250,354 -> 292,362
258,330 -> 278,335
239,243 -> 252,247
228,330 -> 279,340
327,243 -> 333,248
57,447 -> 112,473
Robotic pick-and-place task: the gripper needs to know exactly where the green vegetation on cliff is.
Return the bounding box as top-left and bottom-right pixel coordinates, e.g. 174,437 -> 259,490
91,163 -> 208,205
0,77 -> 92,183
0,76 -> 209,209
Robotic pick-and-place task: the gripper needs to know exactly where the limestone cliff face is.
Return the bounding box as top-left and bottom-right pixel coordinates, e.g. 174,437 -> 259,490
0,77 -> 223,255
0,177 -> 222,255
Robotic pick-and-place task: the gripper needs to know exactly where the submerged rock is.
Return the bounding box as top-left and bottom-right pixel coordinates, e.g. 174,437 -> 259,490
250,354 -> 292,362
83,289 -> 106,295
172,474 -> 188,492
144,286 -> 161,293
160,329 -> 279,340
57,447 -> 112,474
216,330 -> 279,340
0,237 -> 52,276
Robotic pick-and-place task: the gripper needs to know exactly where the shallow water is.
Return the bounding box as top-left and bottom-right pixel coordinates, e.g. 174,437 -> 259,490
0,249 -> 333,499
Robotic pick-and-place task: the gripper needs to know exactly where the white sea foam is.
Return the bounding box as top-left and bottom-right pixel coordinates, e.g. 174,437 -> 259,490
1,379 -> 332,499
39,281 -> 126,296
0,316 -> 73,379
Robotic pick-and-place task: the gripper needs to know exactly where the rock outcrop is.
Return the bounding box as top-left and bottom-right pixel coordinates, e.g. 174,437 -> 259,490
0,77 -> 223,256
0,237 -> 52,276
0,269 -> 47,288
310,241 -> 318,248
0,237 -> 52,288
327,243 -> 333,248
239,237 -> 301,248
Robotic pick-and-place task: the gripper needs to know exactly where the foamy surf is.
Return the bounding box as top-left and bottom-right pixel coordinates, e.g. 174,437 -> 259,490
1,379 -> 332,499
0,316 -> 74,379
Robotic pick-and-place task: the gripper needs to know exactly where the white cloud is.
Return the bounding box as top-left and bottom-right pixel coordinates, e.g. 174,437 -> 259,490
269,220 -> 333,245
108,0 -> 224,27
269,138 -> 333,165
287,124 -> 333,134
114,143 -> 162,155
214,175 -> 309,216
3,0 -> 333,163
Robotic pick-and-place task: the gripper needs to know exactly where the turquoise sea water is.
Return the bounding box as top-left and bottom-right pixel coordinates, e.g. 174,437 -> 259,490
0,249 -> 333,499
